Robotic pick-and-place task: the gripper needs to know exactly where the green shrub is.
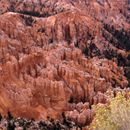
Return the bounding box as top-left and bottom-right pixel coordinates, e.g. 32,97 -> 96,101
89,93 -> 130,130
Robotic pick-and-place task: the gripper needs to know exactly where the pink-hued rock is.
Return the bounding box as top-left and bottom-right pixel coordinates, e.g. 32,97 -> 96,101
0,0 -> 129,127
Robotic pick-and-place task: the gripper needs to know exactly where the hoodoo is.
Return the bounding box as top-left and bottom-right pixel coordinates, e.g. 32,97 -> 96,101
0,0 -> 130,129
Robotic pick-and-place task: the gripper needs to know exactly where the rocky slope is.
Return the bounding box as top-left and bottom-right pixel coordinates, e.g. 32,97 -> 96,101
0,0 -> 130,127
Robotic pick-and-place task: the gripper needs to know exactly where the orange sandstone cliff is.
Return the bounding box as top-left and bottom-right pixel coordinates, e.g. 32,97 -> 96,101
0,0 -> 130,127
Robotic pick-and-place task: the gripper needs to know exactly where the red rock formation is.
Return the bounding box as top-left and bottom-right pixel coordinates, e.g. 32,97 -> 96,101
0,0 -> 129,127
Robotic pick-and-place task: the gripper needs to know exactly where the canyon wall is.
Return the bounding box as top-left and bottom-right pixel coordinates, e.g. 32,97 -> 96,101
0,0 -> 130,127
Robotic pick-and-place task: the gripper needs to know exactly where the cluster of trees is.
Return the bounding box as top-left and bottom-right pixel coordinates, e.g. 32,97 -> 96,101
89,93 -> 130,130
0,111 -> 80,130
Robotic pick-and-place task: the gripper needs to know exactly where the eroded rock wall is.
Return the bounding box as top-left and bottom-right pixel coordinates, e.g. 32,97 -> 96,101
0,0 -> 129,127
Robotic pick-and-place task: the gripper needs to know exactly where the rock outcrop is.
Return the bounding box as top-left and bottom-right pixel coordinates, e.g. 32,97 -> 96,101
0,0 -> 129,127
